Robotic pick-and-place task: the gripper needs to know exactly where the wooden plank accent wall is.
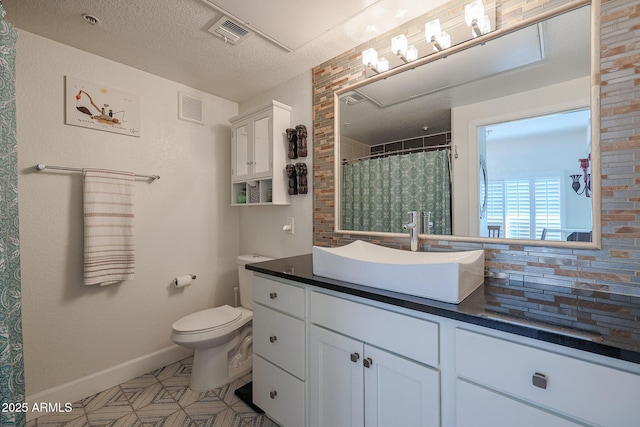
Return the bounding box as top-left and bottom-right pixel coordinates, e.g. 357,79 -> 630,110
312,0 -> 640,295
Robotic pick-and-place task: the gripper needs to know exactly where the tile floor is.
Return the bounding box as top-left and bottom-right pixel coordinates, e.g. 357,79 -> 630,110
27,356 -> 281,426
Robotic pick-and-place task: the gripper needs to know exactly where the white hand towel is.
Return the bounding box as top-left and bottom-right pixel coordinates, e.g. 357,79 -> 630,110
83,168 -> 135,286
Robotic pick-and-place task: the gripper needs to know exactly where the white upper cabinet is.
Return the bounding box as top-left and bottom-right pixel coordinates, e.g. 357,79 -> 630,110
229,101 -> 291,205
232,112 -> 272,181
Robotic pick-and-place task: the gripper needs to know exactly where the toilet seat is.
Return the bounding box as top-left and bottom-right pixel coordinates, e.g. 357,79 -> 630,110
172,305 -> 242,335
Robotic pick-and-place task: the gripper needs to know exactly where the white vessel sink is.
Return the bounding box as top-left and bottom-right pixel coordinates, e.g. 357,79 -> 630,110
312,240 -> 485,304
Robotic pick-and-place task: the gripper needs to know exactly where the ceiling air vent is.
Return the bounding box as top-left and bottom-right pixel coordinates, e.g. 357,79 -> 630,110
340,91 -> 368,105
208,16 -> 251,45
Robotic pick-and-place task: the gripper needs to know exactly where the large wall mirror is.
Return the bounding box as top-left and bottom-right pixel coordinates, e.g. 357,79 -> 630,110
335,1 -> 600,247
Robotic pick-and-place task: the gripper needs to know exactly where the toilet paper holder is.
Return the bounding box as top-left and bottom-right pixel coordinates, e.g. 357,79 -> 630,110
172,274 -> 197,288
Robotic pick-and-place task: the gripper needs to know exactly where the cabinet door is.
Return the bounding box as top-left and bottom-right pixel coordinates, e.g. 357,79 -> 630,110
310,325 -> 364,427
232,122 -> 250,180
456,379 -> 582,427
252,114 -> 271,178
364,345 -> 440,427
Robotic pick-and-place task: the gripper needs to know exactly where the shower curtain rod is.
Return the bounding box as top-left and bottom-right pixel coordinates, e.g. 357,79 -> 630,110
342,143 -> 451,165
35,163 -> 160,181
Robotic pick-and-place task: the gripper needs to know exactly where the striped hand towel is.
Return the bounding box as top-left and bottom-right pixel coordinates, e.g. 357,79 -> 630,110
83,168 -> 135,286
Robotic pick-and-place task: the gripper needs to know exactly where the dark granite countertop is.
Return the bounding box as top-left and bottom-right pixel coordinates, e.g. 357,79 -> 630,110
247,254 -> 640,365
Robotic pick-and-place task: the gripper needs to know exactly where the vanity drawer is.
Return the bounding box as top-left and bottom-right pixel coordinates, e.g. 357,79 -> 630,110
456,379 -> 582,427
310,292 -> 439,367
254,355 -> 305,427
253,304 -> 305,379
455,328 -> 640,426
253,275 -> 305,318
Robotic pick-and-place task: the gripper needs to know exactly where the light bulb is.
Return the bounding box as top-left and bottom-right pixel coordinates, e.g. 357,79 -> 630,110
406,45 -> 418,61
391,34 -> 408,56
362,48 -> 378,67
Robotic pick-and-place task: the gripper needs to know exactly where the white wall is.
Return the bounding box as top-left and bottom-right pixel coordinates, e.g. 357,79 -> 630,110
16,31 -> 240,399
340,136 -> 370,161
237,71 -> 314,258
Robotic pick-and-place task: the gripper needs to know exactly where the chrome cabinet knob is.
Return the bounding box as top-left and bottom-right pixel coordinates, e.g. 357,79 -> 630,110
532,372 -> 548,389
350,352 -> 360,363
270,390 -> 278,399
363,357 -> 373,368
269,292 -> 278,299
269,335 -> 277,343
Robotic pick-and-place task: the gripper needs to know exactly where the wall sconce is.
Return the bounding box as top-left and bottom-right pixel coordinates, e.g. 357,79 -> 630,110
465,0 -> 491,38
570,155 -> 591,197
425,19 -> 451,52
391,34 -> 419,63
362,47 -> 389,74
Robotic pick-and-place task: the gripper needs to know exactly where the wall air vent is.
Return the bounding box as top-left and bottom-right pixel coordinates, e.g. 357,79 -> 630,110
178,92 -> 203,125
208,16 -> 251,45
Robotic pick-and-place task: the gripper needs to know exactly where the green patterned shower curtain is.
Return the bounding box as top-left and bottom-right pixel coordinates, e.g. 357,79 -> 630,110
0,5 -> 25,427
343,150 -> 452,234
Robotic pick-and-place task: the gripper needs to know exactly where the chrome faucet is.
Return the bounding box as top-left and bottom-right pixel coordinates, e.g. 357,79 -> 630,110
403,211 -> 421,251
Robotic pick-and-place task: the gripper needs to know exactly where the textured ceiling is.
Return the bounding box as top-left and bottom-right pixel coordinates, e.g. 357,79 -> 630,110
3,0 -> 449,102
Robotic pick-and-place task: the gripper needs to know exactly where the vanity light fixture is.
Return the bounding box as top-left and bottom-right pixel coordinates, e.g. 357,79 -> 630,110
391,35 -> 418,63
376,57 -> 390,72
362,47 -> 389,74
406,45 -> 419,62
570,155 -> 591,197
362,47 -> 378,68
425,19 -> 451,52
465,0 -> 491,38
391,35 -> 408,57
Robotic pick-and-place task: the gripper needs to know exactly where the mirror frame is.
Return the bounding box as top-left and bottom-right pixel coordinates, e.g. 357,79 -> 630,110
333,0 -> 601,249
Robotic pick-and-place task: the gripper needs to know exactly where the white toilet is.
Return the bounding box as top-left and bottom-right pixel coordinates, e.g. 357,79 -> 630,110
171,254 -> 272,391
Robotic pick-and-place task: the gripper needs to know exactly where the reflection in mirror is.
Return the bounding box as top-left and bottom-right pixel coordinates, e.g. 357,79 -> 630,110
336,4 -> 595,244
342,137 -> 452,234
480,109 -> 592,241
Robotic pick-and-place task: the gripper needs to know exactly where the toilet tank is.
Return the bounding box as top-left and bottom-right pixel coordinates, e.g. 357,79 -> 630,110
237,254 -> 273,310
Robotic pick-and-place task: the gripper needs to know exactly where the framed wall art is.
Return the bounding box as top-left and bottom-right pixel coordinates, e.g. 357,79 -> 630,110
65,76 -> 140,137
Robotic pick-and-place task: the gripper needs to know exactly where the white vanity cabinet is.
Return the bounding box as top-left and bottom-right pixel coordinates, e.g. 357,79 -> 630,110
252,275 -> 306,427
250,269 -> 640,427
309,292 -> 440,427
454,328 -> 640,427
229,100 -> 291,205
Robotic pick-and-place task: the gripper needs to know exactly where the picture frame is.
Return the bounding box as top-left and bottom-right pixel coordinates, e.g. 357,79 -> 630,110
65,76 -> 140,137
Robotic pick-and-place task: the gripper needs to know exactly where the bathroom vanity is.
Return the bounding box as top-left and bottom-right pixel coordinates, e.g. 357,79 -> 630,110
248,255 -> 640,427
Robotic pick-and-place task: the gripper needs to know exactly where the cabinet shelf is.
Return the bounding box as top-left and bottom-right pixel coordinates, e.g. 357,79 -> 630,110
231,178 -> 288,206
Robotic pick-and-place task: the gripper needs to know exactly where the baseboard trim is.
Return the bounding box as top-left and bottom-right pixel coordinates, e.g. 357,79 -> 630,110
26,345 -> 193,421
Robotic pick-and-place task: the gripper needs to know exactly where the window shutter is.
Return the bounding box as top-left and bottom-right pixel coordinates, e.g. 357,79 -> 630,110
534,178 -> 562,240
488,176 -> 562,240
505,180 -> 531,239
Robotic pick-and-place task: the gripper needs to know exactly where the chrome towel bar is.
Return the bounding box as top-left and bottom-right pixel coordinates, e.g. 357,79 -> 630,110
35,163 -> 160,181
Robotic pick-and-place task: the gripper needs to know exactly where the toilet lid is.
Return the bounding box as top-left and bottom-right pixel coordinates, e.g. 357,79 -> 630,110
172,305 -> 242,334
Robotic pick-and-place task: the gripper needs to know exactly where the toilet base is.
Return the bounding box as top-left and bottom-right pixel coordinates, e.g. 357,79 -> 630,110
189,324 -> 253,392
